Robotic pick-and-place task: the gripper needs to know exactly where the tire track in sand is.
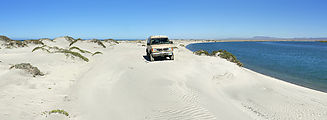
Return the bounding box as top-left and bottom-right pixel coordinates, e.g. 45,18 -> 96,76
145,82 -> 217,120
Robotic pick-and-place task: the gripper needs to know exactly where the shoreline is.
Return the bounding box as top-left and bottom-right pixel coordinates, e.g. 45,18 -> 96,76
184,41 -> 327,93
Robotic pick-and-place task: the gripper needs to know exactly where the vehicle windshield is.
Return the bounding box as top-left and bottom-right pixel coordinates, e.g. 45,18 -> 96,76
151,38 -> 171,44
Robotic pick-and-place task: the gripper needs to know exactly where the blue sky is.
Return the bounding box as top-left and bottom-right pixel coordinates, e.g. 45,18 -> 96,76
1,0 -> 327,39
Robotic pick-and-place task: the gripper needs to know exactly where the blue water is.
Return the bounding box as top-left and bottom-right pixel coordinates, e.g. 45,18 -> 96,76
186,41 -> 327,92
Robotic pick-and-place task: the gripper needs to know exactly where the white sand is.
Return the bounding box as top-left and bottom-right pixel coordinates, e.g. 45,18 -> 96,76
0,38 -> 327,120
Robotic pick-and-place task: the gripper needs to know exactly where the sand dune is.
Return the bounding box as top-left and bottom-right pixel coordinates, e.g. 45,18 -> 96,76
0,38 -> 326,120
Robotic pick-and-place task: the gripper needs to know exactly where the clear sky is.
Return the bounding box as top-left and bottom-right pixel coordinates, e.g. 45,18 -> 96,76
1,0 -> 327,39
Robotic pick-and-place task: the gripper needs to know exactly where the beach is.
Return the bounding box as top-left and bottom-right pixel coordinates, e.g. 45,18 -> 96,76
0,37 -> 327,120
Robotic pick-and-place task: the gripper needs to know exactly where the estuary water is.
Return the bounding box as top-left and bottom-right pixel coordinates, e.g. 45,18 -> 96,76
186,41 -> 327,92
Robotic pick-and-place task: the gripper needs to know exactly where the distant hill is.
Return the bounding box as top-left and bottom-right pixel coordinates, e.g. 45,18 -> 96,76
220,36 -> 327,40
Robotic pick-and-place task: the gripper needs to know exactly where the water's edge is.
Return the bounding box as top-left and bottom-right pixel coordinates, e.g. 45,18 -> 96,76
186,42 -> 327,93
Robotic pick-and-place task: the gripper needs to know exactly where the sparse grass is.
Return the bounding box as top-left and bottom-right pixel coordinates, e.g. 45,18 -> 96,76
180,44 -> 185,47
4,40 -> 28,48
32,45 -> 50,53
104,39 -> 119,44
92,51 -> 103,56
194,49 -> 243,67
48,46 -> 63,51
69,40 -> 78,46
43,109 -> 69,117
90,39 -> 106,48
56,49 -> 89,62
31,44 -> 104,62
69,46 -> 92,54
64,36 -> 75,42
69,38 -> 84,46
23,39 -> 44,45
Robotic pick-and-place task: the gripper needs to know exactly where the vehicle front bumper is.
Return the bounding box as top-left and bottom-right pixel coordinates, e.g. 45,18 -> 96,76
152,52 -> 173,57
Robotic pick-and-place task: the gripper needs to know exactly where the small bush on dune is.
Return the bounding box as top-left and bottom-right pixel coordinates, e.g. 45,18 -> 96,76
0,35 -> 12,42
10,63 -> 44,77
23,39 -> 44,45
194,50 -> 210,56
42,109 -> 69,117
103,39 -> 119,44
64,36 -> 75,42
90,39 -> 106,48
194,49 -> 243,67
4,40 -> 28,48
216,50 -> 243,67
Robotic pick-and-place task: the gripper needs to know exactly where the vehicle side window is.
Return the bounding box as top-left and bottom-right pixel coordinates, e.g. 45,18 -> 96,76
147,38 -> 151,45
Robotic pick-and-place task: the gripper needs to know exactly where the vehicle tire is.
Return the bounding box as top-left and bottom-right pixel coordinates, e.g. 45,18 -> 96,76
146,50 -> 149,57
150,54 -> 154,62
170,54 -> 174,60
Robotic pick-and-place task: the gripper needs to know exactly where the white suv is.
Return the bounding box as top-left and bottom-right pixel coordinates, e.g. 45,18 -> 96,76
146,35 -> 174,61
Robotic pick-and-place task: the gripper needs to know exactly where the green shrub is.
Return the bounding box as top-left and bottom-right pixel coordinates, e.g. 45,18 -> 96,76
194,50 -> 210,56
194,49 -> 243,67
216,50 -> 243,67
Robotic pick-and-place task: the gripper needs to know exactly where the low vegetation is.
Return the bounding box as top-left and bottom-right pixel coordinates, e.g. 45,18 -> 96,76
64,36 -> 75,42
69,38 -> 83,47
69,46 -> 92,54
9,63 -> 44,77
90,39 -> 106,48
194,50 -> 210,56
42,109 -> 69,117
32,45 -> 103,62
32,45 -> 51,53
3,40 -> 28,48
194,49 -> 243,67
104,39 -> 119,44
0,35 -> 46,48
56,49 -> 89,62
92,51 -> 103,56
23,39 -> 44,45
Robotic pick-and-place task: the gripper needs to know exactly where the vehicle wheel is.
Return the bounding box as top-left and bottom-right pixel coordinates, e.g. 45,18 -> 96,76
146,51 -> 149,57
150,54 -> 154,62
170,54 -> 174,60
